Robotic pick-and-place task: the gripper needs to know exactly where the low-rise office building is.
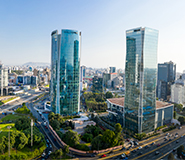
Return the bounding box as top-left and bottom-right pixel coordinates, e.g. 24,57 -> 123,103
106,97 -> 174,131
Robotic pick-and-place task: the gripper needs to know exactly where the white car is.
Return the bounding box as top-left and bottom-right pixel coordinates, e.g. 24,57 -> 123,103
138,146 -> 142,150
48,151 -> 52,155
42,153 -> 46,157
175,135 -> 178,138
181,135 -> 184,138
121,153 -> 126,158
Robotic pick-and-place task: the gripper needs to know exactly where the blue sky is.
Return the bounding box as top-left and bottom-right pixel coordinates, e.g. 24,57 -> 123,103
0,0 -> 185,72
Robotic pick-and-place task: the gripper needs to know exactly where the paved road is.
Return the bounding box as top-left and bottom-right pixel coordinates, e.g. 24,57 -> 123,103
0,91 -> 43,112
100,128 -> 185,160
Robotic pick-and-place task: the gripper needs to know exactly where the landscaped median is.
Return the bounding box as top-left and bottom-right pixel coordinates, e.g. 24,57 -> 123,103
0,96 -> 20,106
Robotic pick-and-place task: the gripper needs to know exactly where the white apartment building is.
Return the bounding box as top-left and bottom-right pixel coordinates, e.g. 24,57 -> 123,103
171,79 -> 185,106
0,64 -> 8,96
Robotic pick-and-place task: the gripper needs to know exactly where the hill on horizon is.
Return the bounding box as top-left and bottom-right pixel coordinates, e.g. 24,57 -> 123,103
22,62 -> 50,67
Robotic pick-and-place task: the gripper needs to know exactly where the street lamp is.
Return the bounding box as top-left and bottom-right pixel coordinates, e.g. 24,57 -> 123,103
7,126 -> 11,159
31,119 -> 33,147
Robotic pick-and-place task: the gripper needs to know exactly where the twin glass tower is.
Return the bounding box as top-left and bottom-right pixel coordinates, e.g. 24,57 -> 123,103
50,29 -> 81,115
124,27 -> 159,133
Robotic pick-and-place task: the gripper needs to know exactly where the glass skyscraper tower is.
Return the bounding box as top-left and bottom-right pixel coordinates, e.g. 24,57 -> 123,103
50,29 -> 81,115
124,27 -> 158,133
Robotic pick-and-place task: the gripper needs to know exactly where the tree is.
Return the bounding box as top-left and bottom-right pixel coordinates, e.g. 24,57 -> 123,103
178,116 -> 185,125
105,91 -> 113,99
173,111 -> 177,119
62,130 -> 80,147
102,129 -> 118,148
177,145 -> 184,158
82,133 -> 93,143
63,145 -> 69,156
50,119 -> 60,130
14,132 -> 28,150
15,117 -> 31,131
0,136 -> 7,154
51,148 -> 63,159
91,134 -> 103,150
168,153 -> 175,160
114,123 -> 122,137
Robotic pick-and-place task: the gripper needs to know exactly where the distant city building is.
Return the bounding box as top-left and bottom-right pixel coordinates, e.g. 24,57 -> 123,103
157,61 -> 176,101
24,76 -> 31,85
0,63 -> 8,96
107,97 -> 173,128
80,66 -> 86,82
171,78 -> 185,106
8,72 -> 17,84
124,27 -> 158,133
50,29 -> 81,115
31,76 -> 37,85
109,67 -> 116,73
92,76 -> 103,92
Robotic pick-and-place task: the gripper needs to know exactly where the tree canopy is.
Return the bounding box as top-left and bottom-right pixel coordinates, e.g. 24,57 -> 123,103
15,117 -> 31,131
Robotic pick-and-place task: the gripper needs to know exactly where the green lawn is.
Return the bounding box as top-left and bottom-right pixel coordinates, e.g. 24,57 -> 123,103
0,123 -> 16,140
0,114 -> 23,122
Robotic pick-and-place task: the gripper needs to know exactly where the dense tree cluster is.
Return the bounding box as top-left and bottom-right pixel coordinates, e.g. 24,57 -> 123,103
48,112 -> 77,131
177,145 -> 185,158
15,103 -> 30,114
15,117 -> 31,131
178,116 -> 185,125
58,130 -> 89,151
0,117 -> 45,159
91,123 -> 124,150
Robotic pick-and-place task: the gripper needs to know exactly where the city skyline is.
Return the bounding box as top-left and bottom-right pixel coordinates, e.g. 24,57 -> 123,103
1,1 -> 185,72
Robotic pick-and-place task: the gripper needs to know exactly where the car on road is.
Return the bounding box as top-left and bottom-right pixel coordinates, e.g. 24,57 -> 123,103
176,140 -> 179,143
175,135 -> 178,138
101,154 -> 106,158
42,152 -> 46,157
121,147 -> 126,150
145,145 -> 149,149
138,152 -> 142,155
173,148 -> 176,152
126,139 -> 130,142
181,135 -> 184,138
134,141 -> 139,146
138,146 -> 142,150
132,149 -> 136,153
121,153 -> 126,158
155,151 -> 159,155
48,151 -> 52,155
157,144 -> 161,147
151,142 -> 155,145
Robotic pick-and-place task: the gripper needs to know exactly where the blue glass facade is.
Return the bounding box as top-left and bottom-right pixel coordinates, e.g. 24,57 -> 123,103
124,27 -> 158,133
50,29 -> 81,115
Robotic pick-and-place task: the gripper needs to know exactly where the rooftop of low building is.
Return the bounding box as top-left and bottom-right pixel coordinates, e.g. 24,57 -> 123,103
107,97 -> 173,109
